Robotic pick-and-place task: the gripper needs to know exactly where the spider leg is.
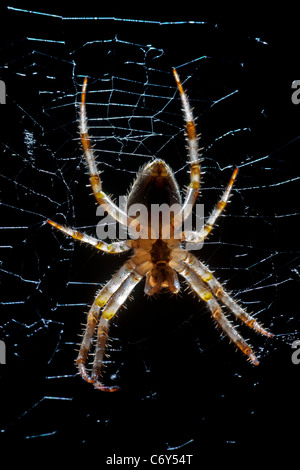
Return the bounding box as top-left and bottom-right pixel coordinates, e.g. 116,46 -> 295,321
76,260 -> 137,389
172,249 -> 273,337
91,270 -> 142,390
170,258 -> 260,365
76,260 -> 142,391
47,219 -> 132,253
172,69 -> 201,227
182,167 -> 239,245
79,77 -> 133,227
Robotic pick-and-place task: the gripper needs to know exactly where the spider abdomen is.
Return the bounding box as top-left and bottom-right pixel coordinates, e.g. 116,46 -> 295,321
126,159 -> 181,210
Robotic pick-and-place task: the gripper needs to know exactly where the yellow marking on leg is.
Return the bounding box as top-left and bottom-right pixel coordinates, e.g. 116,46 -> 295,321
201,291 -> 213,302
191,275 -> 213,301
95,296 -> 109,308
97,191 -> 106,201
102,310 -> 115,320
202,272 -> 213,282
96,241 -> 114,252
189,181 -> 200,190
205,224 -> 213,235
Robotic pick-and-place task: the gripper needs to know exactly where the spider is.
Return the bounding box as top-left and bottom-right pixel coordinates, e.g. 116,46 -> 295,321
47,69 -> 273,391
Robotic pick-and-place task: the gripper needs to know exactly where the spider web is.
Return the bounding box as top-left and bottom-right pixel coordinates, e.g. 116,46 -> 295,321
0,4 -> 299,462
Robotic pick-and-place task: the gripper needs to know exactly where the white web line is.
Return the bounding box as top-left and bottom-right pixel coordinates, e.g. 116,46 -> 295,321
7,7 -> 208,25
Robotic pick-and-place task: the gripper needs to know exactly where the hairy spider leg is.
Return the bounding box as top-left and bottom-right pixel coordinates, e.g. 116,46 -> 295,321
79,77 -> 134,228
76,260 -> 137,390
185,253 -> 273,337
47,219 -> 132,253
172,68 -> 201,227
91,270 -> 142,390
170,259 -> 260,365
182,167 -> 239,244
171,249 -> 273,337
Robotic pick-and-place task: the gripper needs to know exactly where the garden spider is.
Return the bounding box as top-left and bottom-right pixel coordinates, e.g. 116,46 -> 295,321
48,69 -> 273,391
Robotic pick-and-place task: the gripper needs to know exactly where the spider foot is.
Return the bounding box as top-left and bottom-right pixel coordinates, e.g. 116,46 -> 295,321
236,340 -> 259,366
91,363 -> 120,392
93,381 -> 120,392
247,351 -> 260,366
257,324 -> 274,338
77,359 -> 120,391
242,315 -> 274,338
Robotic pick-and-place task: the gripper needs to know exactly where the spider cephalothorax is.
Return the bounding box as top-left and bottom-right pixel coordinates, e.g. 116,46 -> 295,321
48,69 -> 273,391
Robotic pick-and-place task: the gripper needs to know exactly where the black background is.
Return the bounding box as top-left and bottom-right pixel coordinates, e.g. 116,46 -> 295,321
0,2 -> 299,466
